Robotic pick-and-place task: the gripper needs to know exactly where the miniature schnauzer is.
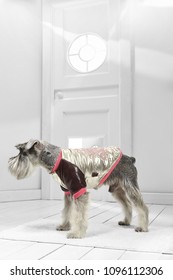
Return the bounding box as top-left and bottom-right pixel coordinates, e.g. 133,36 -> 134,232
8,139 -> 149,238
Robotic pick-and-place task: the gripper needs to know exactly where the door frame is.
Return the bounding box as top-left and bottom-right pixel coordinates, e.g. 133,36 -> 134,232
41,0 -> 133,199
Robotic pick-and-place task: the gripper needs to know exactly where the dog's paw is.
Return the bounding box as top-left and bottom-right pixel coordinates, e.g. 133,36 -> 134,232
135,227 -> 148,232
67,231 -> 84,239
118,221 -> 130,226
56,224 -> 70,231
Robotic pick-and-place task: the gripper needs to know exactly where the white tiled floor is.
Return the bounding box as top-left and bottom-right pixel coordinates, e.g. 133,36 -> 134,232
0,200 -> 173,260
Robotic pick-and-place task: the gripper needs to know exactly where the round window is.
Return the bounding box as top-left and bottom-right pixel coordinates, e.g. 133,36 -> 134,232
68,33 -> 107,73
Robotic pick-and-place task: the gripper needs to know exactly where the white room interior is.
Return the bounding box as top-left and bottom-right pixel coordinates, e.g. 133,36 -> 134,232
0,0 -> 173,260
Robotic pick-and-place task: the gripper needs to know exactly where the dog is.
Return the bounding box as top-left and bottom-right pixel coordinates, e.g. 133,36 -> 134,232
8,139 -> 149,238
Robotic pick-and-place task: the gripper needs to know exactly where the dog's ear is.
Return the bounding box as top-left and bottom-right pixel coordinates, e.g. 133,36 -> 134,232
15,143 -> 27,150
25,139 -> 39,150
15,140 -> 39,151
15,139 -> 43,152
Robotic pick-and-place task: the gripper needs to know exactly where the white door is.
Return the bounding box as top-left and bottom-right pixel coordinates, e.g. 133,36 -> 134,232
42,0 -> 132,200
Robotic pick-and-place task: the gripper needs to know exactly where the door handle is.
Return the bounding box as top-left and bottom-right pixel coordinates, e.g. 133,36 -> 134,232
55,91 -> 63,100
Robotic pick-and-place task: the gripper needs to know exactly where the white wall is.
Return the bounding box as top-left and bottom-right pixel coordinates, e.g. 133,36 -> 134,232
132,2 -> 173,203
0,0 -> 42,194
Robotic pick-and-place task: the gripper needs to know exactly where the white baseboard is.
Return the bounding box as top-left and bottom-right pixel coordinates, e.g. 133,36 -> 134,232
97,192 -> 173,205
0,190 -> 41,202
1,189 -> 172,205
142,192 -> 173,205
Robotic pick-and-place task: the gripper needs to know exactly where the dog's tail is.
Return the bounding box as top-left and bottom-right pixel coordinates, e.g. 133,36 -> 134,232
130,157 -> 136,164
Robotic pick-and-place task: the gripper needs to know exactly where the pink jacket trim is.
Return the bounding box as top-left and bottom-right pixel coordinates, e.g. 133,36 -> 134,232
98,150 -> 123,186
65,191 -> 71,196
73,188 -> 87,199
52,151 -> 62,173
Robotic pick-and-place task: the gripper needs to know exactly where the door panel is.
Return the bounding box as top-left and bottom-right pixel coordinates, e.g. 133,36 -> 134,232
54,96 -> 120,147
53,0 -> 119,89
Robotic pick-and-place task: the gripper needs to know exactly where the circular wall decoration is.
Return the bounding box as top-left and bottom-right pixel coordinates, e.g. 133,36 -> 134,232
68,33 -> 107,73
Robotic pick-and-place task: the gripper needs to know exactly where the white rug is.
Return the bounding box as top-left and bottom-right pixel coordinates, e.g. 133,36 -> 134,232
0,218 -> 172,254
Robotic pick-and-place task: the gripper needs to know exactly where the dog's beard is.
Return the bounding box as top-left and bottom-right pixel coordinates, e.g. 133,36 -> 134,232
8,154 -> 34,179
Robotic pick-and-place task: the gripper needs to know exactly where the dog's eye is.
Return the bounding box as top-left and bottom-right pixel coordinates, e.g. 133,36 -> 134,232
46,151 -> 51,156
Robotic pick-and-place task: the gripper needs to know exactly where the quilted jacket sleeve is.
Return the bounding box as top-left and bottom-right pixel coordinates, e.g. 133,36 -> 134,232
56,159 -> 86,196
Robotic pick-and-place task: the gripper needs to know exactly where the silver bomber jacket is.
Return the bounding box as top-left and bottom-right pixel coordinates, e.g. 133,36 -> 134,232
53,146 -> 122,190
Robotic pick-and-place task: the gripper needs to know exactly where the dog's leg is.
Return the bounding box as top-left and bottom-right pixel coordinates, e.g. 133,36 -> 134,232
67,192 -> 89,239
124,179 -> 149,232
56,194 -> 72,231
110,185 -> 132,226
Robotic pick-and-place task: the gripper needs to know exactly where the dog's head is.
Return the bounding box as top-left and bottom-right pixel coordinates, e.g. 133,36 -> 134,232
8,139 -> 44,179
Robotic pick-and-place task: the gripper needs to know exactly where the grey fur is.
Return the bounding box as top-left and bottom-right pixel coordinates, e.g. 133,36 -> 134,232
8,139 -> 149,238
